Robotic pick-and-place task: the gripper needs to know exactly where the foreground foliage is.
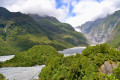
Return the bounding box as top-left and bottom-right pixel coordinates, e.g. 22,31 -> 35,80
2,45 -> 62,67
39,44 -> 120,80
106,64 -> 120,80
0,74 -> 5,80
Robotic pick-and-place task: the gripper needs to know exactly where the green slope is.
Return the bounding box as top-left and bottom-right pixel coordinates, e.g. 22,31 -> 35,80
0,7 -> 47,55
0,74 -> 5,80
0,7 -> 88,56
32,15 -> 88,48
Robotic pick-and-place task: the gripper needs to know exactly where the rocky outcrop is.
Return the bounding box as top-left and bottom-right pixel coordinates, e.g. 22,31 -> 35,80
99,61 -> 119,75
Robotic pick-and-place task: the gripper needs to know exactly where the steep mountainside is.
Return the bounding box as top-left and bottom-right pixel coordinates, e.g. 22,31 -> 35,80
77,10 -> 120,45
29,14 -> 88,47
0,7 -> 88,55
29,14 -> 88,46
108,22 -> 120,48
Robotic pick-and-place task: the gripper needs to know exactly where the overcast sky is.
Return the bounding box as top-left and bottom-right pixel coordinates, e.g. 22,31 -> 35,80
0,0 -> 120,27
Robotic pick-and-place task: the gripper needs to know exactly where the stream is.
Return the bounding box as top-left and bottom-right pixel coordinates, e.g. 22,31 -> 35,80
0,65 -> 45,80
59,47 -> 86,56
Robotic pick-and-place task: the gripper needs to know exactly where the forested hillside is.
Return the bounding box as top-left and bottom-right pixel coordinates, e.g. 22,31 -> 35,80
0,7 -> 88,56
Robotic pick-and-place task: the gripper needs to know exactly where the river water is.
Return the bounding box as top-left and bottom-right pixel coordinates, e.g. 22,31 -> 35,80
59,47 -> 86,56
0,65 -> 45,80
0,55 -> 14,62
0,47 -> 86,80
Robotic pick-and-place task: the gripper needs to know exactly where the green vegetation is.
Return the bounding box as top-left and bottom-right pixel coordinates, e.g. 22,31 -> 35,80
2,45 -> 62,67
39,44 -> 120,80
0,74 -> 5,80
0,7 -> 88,56
36,18 -> 88,48
30,14 -> 88,49
105,64 -> 120,80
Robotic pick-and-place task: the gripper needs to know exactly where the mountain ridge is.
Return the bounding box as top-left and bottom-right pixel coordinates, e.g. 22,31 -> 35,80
29,14 -> 60,23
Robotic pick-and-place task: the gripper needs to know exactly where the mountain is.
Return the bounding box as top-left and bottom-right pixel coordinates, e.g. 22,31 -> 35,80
77,18 -> 106,34
77,10 -> 120,47
29,14 -> 60,23
29,14 -> 89,48
0,7 -> 88,55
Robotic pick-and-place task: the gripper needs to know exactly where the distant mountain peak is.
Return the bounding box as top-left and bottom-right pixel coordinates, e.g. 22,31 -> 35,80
0,7 -> 10,12
0,7 -> 11,20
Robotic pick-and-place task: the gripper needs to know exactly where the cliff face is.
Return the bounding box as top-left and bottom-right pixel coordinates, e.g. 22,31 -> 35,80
77,10 -> 120,45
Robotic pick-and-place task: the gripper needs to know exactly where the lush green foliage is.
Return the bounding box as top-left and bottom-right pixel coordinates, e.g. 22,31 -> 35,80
2,45 -> 62,67
105,64 -> 120,80
39,44 -> 120,80
0,74 -> 5,80
0,7 -> 88,56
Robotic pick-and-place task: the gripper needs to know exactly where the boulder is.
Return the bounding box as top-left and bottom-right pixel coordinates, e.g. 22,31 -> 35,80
99,61 -> 118,75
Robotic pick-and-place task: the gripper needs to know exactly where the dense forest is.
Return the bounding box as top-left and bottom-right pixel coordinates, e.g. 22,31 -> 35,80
39,44 -> 120,80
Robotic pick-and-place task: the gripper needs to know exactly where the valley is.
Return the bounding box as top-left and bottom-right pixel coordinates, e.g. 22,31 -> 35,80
0,46 -> 86,80
1,4 -> 120,80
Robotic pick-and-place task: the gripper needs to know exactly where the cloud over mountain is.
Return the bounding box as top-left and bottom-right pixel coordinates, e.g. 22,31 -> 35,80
0,0 -> 67,21
1,0 -> 120,27
66,0 -> 120,27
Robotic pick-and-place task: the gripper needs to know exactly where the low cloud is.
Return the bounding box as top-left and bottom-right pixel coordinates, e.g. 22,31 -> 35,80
66,0 -> 120,27
0,0 -> 67,21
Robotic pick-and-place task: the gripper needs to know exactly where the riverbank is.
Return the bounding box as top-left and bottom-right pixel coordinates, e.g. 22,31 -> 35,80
0,65 -> 45,80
